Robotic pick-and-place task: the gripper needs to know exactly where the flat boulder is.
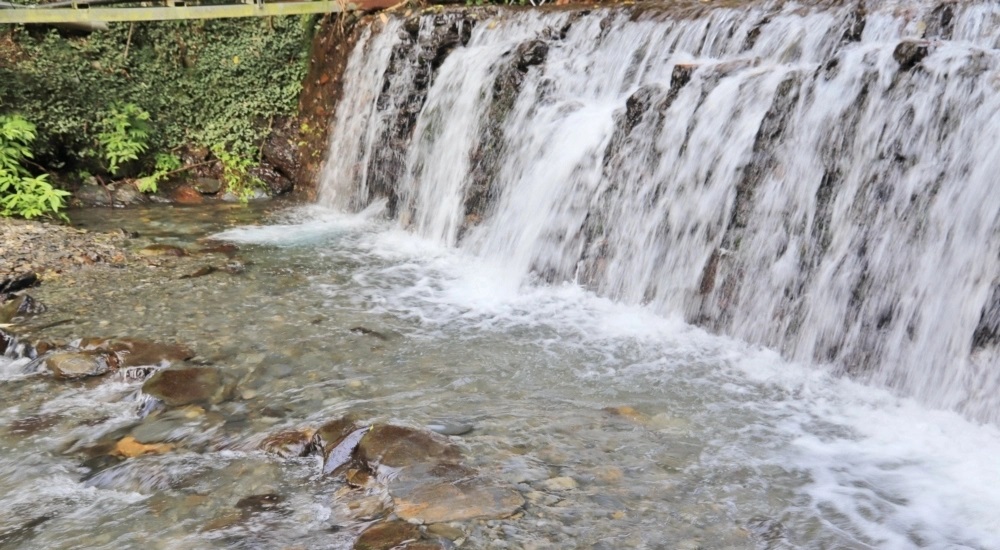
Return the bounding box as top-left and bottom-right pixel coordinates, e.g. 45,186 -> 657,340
392,479 -> 524,524
45,350 -> 121,379
353,520 -> 421,550
142,367 -> 233,406
357,424 -> 462,468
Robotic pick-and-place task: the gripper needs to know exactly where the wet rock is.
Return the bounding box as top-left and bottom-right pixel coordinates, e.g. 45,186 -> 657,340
392,478 -> 525,524
0,514 -> 51,548
196,242 -> 240,257
357,424 -> 462,468
260,429 -> 314,458
893,40 -> 929,71
426,523 -> 464,541
602,405 -> 648,423
8,414 -> 62,435
112,181 -> 146,206
79,338 -> 194,367
192,177 -> 222,195
0,294 -> 46,323
350,326 -> 390,340
235,493 -> 284,513
222,260 -> 247,275
353,520 -> 421,550
73,184 -> 112,206
179,265 -> 217,279
0,328 -> 13,355
312,414 -> 363,462
44,350 -> 121,379
426,421 -> 474,436
260,116 -> 299,180
142,367 -> 234,406
138,244 -> 188,257
113,436 -> 174,458
0,272 -> 38,294
171,184 -> 205,204
537,476 -> 578,491
249,165 -> 293,196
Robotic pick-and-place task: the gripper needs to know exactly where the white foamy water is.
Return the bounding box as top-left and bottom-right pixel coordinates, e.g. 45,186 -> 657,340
303,0 -> 1000,546
318,1 -> 1000,425
225,208 -> 1000,549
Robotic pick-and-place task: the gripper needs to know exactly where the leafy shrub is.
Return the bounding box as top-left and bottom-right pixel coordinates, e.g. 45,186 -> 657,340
0,17 -> 312,179
0,115 -> 70,220
97,102 -> 152,176
213,145 -> 265,203
136,152 -> 182,193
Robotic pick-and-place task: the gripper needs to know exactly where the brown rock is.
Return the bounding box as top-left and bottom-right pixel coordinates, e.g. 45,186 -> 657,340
392,479 -> 525,524
113,436 -> 173,458
1,294 -> 46,323
192,177 -> 222,195
142,367 -> 233,406
171,185 -> 205,204
312,414 -> 362,463
357,424 -> 461,468
138,244 -> 188,257
353,520 -> 420,550
602,405 -> 649,423
260,429 -> 314,458
79,338 -> 194,367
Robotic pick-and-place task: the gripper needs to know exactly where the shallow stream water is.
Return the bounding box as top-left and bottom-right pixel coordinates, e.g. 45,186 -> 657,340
2,203 -> 999,549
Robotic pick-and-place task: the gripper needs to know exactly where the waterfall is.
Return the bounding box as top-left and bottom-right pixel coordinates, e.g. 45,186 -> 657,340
317,1 -> 1000,423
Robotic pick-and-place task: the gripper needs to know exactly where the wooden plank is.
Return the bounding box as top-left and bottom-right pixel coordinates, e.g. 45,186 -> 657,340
0,1 -> 355,23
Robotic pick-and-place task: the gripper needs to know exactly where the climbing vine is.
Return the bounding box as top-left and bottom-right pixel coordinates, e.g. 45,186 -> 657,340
0,16 -> 314,181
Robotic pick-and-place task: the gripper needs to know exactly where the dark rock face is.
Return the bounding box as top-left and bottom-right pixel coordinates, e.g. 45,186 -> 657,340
463,36 -> 551,232
261,116 -> 299,181
249,165 -> 293,196
0,272 -> 38,294
142,367 -> 233,406
893,40 -> 929,71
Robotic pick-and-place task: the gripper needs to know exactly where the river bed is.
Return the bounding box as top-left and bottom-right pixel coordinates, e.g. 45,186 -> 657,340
1,203 -> 999,549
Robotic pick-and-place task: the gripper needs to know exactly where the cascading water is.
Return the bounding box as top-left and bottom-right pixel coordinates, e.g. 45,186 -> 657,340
318,0 -> 1000,424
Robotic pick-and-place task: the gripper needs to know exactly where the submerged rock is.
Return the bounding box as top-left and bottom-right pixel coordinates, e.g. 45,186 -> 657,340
142,367 -> 233,406
235,493 -> 284,513
392,478 -> 525,524
138,244 -> 188,257
357,424 -> 462,468
353,520 -> 421,550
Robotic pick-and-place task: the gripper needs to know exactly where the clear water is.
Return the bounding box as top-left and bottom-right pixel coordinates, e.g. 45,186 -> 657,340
1,203 -> 999,549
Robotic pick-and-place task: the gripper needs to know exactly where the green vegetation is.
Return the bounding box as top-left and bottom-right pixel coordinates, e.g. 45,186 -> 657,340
0,115 -> 70,220
0,16 -> 314,208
